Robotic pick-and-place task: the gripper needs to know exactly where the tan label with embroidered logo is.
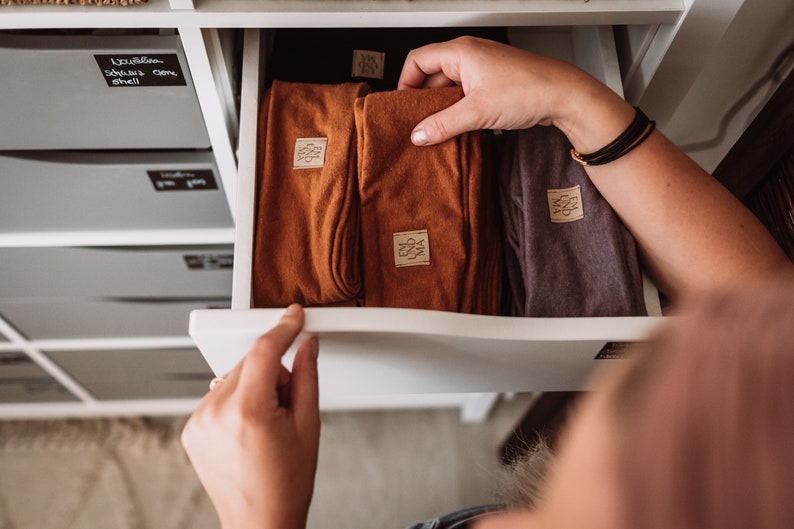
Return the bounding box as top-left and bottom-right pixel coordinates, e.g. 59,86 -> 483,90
352,49 -> 385,80
293,138 -> 328,169
393,230 -> 430,268
547,185 -> 584,223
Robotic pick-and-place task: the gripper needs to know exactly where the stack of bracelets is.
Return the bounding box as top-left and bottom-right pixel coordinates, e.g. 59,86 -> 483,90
570,106 -> 656,166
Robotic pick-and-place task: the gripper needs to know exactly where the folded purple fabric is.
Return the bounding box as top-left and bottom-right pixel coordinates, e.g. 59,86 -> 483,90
499,126 -> 647,317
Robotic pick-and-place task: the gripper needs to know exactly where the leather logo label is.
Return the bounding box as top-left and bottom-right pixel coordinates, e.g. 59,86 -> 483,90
547,185 -> 584,223
352,49 -> 385,80
293,137 -> 328,169
393,230 -> 430,268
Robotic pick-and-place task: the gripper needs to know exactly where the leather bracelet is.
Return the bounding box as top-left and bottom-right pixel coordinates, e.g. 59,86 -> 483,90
570,107 -> 656,166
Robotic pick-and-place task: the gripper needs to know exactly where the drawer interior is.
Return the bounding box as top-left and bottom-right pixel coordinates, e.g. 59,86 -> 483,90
232,25 -> 631,309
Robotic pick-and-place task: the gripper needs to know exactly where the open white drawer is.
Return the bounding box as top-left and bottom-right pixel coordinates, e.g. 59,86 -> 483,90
190,27 -> 665,397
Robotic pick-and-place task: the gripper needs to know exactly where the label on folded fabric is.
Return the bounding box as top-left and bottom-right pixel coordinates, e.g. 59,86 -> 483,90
393,230 -> 431,268
293,138 -> 328,169
547,185 -> 584,223
351,49 -> 386,80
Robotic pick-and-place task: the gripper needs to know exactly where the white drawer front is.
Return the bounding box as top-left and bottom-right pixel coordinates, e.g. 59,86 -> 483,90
191,308 -> 666,394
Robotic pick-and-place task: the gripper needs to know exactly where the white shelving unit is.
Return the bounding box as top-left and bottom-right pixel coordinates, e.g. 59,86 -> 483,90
0,0 -> 767,421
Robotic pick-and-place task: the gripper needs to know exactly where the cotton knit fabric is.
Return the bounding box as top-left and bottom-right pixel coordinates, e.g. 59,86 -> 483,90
498,126 -> 647,317
252,80 -> 370,307
355,87 -> 502,314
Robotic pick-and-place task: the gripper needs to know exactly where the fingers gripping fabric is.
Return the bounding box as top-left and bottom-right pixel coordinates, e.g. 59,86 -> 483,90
355,87 -> 502,314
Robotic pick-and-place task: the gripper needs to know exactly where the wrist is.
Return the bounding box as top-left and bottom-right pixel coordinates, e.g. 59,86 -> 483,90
217,499 -> 309,529
550,71 -> 636,155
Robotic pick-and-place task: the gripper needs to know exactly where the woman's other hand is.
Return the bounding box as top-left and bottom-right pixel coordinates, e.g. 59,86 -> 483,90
182,304 -> 320,529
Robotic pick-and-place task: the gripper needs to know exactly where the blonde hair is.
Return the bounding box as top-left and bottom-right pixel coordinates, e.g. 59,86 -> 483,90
611,277 -> 794,529
500,436 -> 554,509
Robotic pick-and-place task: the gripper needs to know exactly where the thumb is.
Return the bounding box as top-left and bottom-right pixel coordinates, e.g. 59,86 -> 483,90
290,336 -> 320,433
410,96 -> 483,146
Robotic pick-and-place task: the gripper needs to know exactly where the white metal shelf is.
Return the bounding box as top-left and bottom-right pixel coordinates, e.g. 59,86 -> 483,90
0,0 -> 682,29
0,229 -> 235,248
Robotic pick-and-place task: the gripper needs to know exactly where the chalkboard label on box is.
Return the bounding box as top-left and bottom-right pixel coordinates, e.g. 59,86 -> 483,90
183,254 -> 234,271
94,54 -> 187,87
147,169 -> 218,191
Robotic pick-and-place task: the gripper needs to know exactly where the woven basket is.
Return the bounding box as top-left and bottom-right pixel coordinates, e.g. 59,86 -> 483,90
1,0 -> 148,6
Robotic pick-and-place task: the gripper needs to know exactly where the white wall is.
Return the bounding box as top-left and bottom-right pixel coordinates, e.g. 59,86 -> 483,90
662,0 -> 794,173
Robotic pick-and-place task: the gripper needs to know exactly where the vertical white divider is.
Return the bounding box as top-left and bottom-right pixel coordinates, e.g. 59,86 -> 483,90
460,393 -> 501,423
179,25 -> 239,219
230,28 -> 264,308
0,317 -> 98,405
205,28 -> 240,136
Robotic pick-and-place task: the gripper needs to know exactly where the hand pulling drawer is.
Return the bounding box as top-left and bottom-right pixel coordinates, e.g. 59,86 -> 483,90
189,27 -> 664,396
0,150 -> 232,234
0,32 -> 210,150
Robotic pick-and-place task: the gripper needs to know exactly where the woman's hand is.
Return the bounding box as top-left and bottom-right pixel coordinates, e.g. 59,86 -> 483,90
181,304 -> 320,529
398,36 -> 625,149
399,36 -> 790,301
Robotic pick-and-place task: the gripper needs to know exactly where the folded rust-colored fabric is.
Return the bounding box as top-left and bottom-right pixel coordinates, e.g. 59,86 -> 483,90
252,80 -> 370,307
355,87 -> 502,314
498,126 -> 647,317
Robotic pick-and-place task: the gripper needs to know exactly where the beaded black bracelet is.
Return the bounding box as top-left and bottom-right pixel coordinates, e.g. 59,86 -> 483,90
570,107 -> 656,166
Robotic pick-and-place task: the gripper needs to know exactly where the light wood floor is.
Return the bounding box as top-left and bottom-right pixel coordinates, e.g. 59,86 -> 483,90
0,394 -> 534,529
311,394 -> 534,529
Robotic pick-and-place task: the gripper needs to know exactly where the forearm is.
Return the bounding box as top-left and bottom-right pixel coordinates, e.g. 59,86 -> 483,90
553,74 -> 791,301
397,37 -> 791,300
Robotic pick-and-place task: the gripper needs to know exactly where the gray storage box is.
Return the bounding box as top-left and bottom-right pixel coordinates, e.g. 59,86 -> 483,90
0,352 -> 74,403
0,33 -> 210,150
0,150 -> 232,233
0,245 -> 233,299
0,298 -> 230,340
46,348 -> 213,400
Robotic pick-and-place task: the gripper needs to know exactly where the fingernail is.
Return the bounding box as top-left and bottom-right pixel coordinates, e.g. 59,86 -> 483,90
284,303 -> 301,316
411,127 -> 428,146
